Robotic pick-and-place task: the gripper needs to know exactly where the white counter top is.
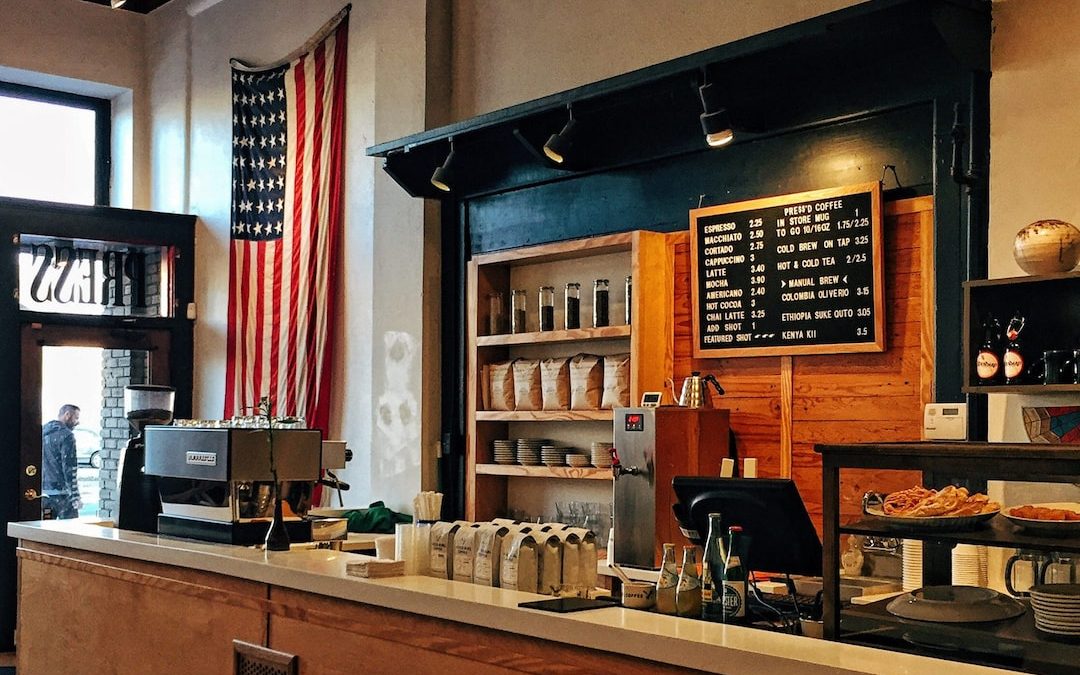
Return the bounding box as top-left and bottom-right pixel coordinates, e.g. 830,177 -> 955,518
9,520 -> 1009,675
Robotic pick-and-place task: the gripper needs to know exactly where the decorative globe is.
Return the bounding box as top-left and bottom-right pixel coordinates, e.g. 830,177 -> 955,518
1013,219 -> 1080,275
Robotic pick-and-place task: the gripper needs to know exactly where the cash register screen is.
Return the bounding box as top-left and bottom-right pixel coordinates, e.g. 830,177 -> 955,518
672,477 -> 822,577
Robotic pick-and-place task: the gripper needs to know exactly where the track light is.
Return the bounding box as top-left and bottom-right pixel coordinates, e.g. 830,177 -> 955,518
543,106 -> 578,164
430,138 -> 456,192
110,0 -> 128,8
698,82 -> 734,148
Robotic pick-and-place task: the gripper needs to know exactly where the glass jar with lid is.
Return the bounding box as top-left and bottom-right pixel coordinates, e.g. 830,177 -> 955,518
564,282 -> 581,330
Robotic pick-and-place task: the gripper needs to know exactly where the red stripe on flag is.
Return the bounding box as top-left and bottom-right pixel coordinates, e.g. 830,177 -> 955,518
238,240 -> 252,413
253,241 -> 266,406
285,55 -> 308,416
314,23 -> 349,433
224,239 -> 240,417
304,41 -> 327,419
269,237 -> 283,414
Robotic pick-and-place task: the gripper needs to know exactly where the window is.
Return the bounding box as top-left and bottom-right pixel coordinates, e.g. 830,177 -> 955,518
0,82 -> 110,206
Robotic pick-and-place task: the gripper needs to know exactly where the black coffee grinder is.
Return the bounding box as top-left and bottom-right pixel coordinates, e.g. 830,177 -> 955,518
117,384 -> 175,533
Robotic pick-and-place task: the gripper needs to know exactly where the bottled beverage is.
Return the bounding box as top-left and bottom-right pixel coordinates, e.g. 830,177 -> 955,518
1003,310 -> 1026,385
624,275 -> 632,325
564,283 -> 581,330
701,512 -> 727,621
511,289 -> 528,334
975,314 -> 1002,384
721,526 -> 748,623
655,543 -> 678,615
593,279 -> 609,327
676,546 -> 702,618
539,286 -> 555,331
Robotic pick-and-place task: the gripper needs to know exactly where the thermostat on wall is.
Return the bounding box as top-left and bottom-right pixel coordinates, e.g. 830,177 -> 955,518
923,403 -> 968,441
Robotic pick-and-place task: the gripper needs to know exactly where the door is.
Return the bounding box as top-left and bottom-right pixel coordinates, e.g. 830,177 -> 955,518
19,324 -> 170,522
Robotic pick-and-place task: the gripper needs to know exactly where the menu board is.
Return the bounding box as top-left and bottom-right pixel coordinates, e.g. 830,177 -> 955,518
690,182 -> 885,358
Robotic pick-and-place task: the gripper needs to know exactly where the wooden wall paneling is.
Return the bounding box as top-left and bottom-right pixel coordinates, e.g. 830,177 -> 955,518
780,356 -> 793,478
16,543 -> 266,675
670,197 -> 932,530
267,587 -> 700,675
630,231 -> 674,400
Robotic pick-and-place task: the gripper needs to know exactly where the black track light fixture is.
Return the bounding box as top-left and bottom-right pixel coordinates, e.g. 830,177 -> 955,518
430,138 -> 456,192
543,106 -> 578,165
698,81 -> 734,148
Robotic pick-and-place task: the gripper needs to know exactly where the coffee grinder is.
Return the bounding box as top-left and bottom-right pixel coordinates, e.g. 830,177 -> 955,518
117,384 -> 175,533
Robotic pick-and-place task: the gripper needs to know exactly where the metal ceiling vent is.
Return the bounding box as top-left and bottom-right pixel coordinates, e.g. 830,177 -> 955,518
233,640 -> 298,675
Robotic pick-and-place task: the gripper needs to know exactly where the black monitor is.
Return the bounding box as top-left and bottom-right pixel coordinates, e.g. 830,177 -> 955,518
672,477 -> 822,577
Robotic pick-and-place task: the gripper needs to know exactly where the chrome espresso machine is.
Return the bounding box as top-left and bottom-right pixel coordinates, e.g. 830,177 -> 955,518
144,425 -> 349,545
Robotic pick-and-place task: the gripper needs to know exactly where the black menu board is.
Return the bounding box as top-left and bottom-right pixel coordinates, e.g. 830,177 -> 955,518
690,182 -> 885,358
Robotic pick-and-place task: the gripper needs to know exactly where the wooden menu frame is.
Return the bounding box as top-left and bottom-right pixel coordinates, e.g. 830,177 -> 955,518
689,182 -> 885,358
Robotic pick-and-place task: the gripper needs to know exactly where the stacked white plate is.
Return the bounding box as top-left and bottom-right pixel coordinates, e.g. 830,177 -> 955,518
902,539 -> 923,592
517,438 -> 544,465
493,439 -> 516,465
1031,584 -> 1080,636
951,544 -> 988,587
566,453 -> 591,467
541,444 -> 570,466
591,441 -> 614,468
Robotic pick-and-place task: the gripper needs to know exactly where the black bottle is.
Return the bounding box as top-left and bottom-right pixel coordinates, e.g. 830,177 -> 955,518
1003,311 -> 1027,385
975,314 -> 1003,385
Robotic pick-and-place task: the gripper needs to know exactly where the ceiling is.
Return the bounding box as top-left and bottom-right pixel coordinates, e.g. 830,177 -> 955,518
82,0 -> 173,13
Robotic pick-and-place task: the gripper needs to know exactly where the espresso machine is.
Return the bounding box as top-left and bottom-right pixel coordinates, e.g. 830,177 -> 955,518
117,385 -> 175,533
144,425 -> 347,545
611,407 -> 733,568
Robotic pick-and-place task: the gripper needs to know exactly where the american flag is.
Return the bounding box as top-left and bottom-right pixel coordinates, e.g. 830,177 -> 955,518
224,9 -> 348,434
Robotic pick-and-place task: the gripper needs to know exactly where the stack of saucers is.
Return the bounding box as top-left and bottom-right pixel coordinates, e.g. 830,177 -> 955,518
541,444 -> 570,466
516,438 -> 544,466
902,539 -> 923,592
566,452 -> 591,468
1031,584 -> 1080,637
591,441 -> 614,468
493,439 -> 516,465
951,544 -> 988,587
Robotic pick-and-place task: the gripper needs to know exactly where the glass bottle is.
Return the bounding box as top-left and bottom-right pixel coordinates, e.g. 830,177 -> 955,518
539,286 -> 555,331
676,546 -> 702,618
721,526 -> 748,623
624,275 -> 633,325
701,513 -> 727,622
488,292 -> 504,335
511,289 -> 528,334
1003,310 -> 1026,385
975,314 -> 1002,385
593,278 -> 610,327
564,283 -> 581,330
655,543 -> 678,615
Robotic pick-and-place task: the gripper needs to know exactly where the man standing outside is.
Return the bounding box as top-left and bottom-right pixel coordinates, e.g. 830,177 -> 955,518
42,404 -> 81,519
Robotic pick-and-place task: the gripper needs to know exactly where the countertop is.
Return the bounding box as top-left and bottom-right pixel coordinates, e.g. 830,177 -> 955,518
9,520 -> 1010,675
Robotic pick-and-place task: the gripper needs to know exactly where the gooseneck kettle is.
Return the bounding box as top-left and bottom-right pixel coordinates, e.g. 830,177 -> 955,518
666,371 -> 725,408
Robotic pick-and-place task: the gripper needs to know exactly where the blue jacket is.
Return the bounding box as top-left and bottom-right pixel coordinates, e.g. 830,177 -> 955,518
42,420 -> 78,500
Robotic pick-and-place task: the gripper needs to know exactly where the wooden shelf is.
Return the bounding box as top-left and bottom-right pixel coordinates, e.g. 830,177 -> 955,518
839,515 -> 1080,554
963,384 -> 1080,394
475,464 -> 613,480
476,325 -> 631,347
473,232 -> 633,266
475,410 -> 614,422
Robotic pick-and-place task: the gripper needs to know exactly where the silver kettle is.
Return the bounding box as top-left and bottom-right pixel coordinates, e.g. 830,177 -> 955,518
666,371 -> 725,408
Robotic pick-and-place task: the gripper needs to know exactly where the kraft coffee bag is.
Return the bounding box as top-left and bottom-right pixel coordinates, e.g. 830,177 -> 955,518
473,523 -> 510,587
501,531 -> 539,593
452,521 -> 479,583
601,353 -> 631,409
534,530 -> 564,596
540,357 -> 571,410
569,354 -> 603,410
568,527 -> 599,592
429,521 -> 460,580
513,360 -> 543,411
488,360 -> 516,411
